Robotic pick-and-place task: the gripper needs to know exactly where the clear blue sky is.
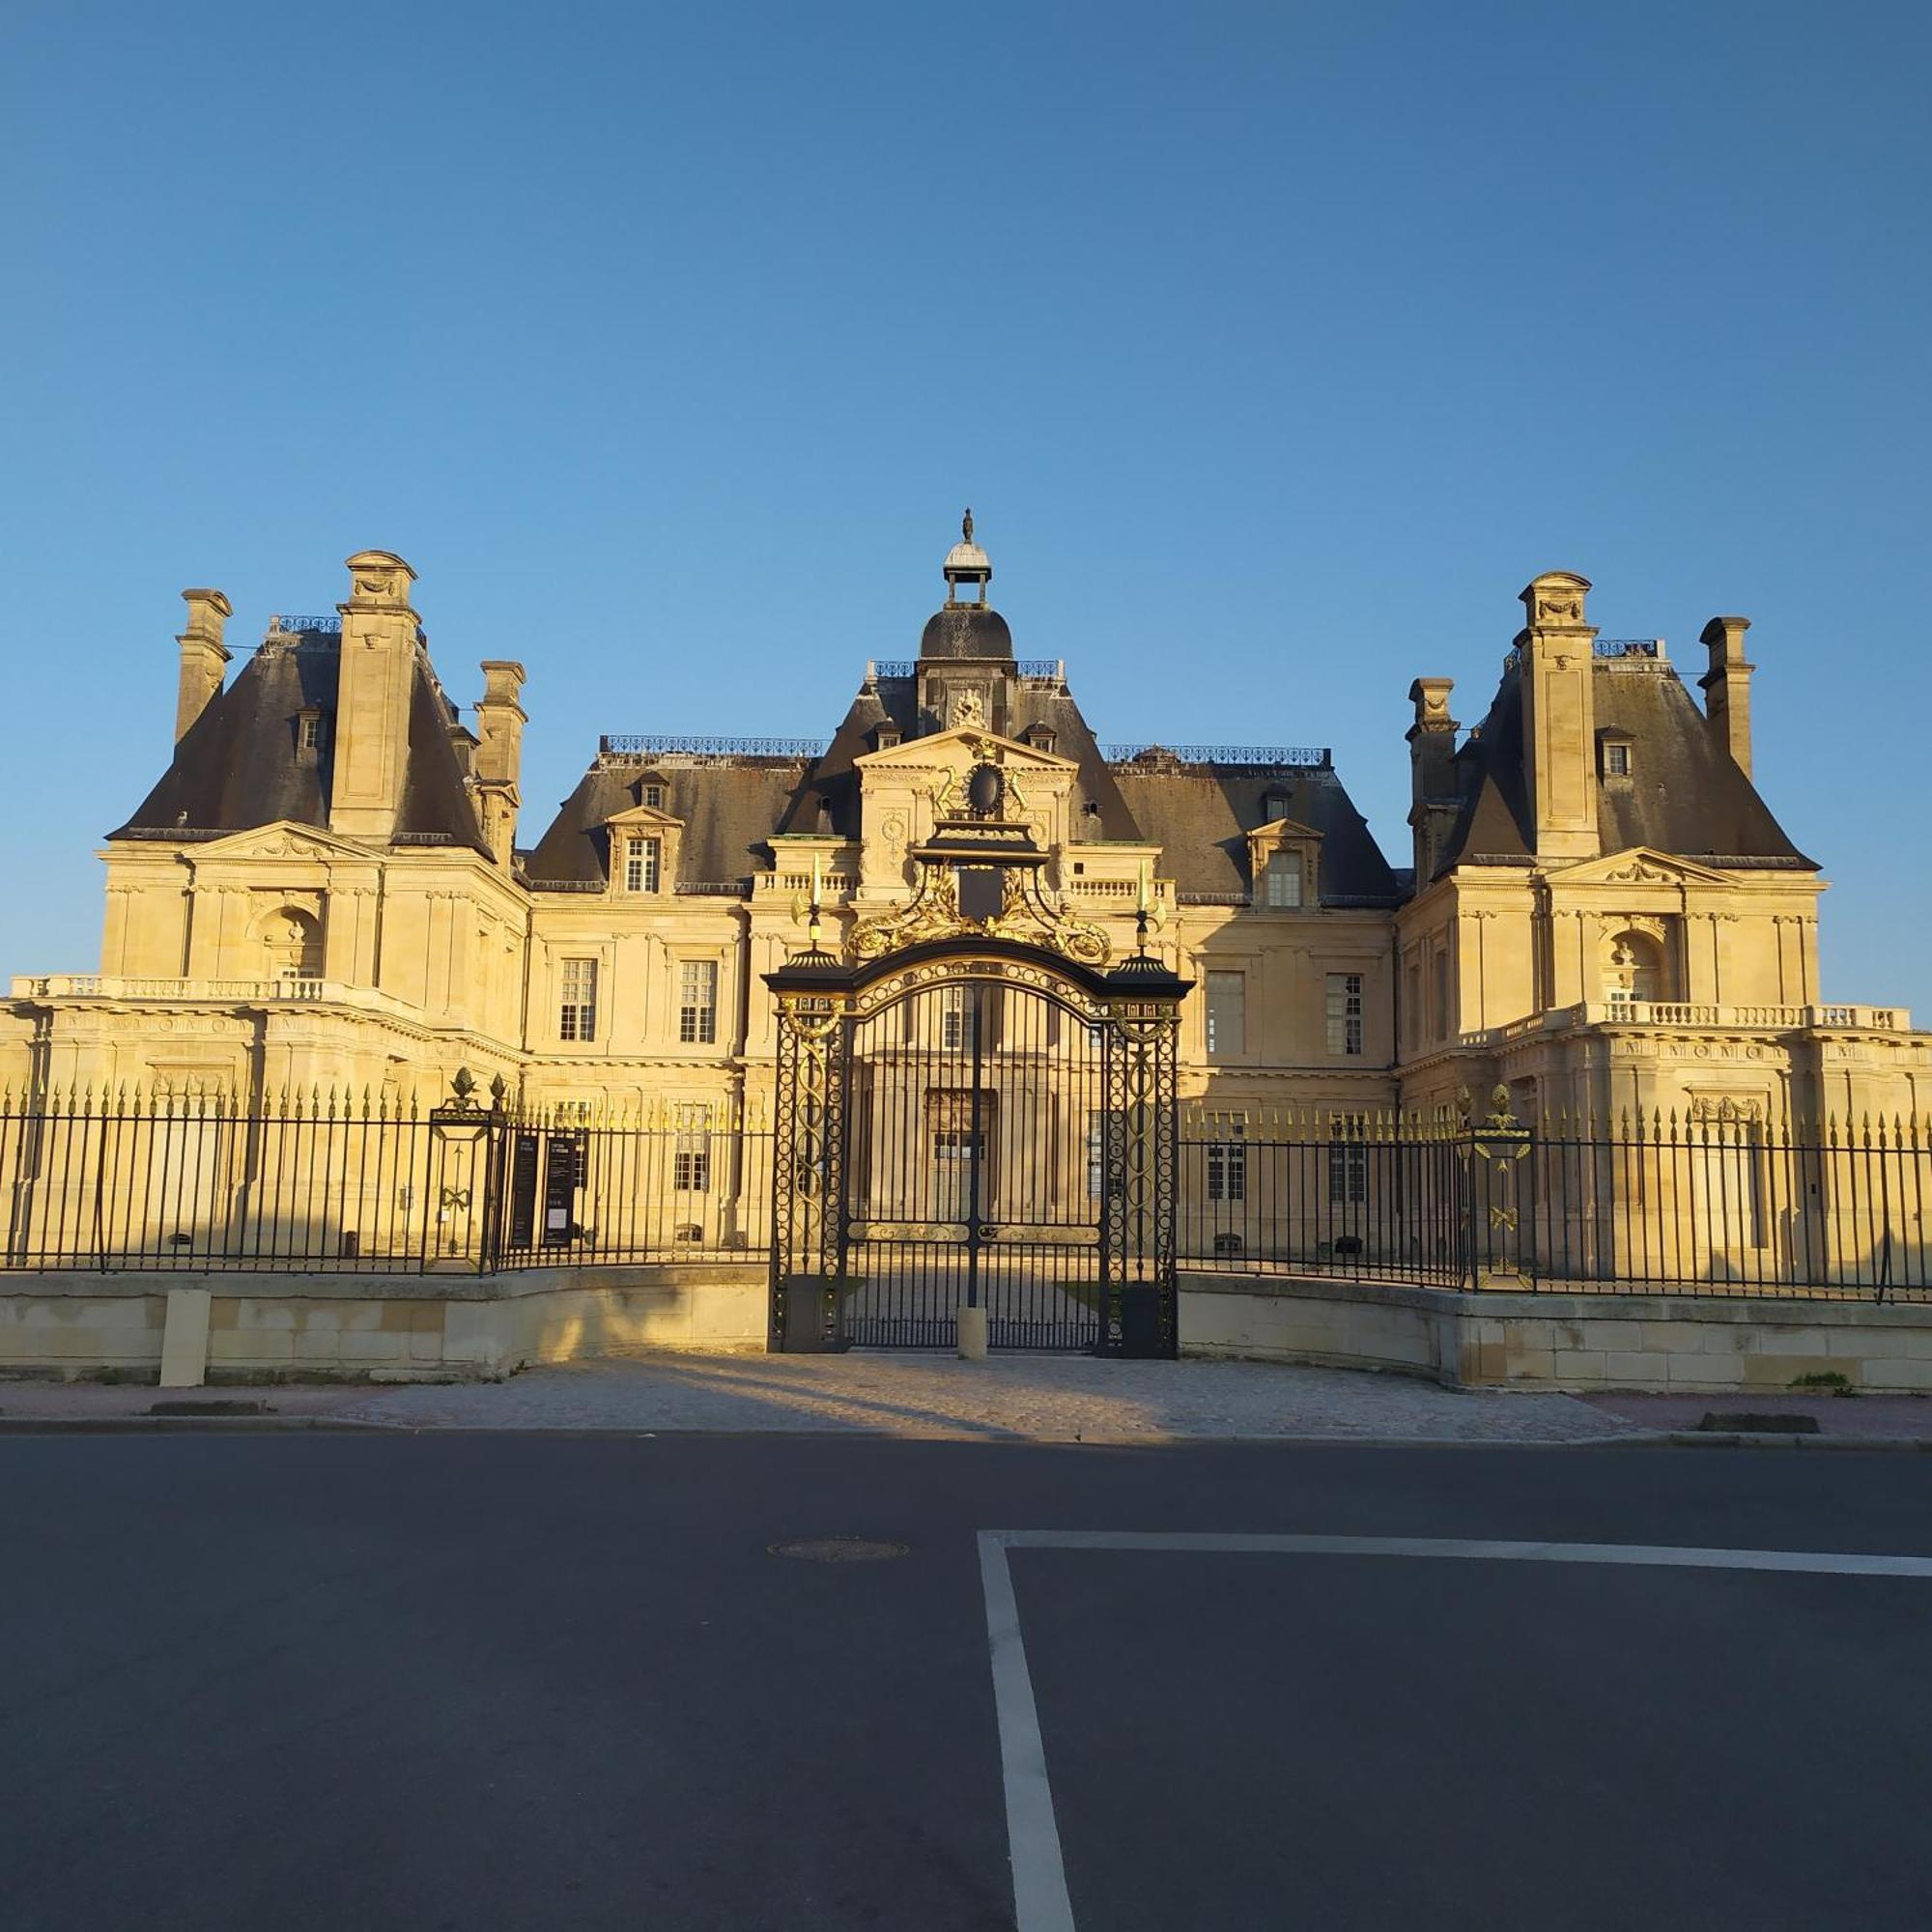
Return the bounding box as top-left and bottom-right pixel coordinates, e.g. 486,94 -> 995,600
4,2 -> 1928,1008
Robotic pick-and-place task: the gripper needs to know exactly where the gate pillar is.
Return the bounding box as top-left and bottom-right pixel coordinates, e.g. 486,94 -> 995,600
1102,952 -> 1189,1358
768,946 -> 855,1351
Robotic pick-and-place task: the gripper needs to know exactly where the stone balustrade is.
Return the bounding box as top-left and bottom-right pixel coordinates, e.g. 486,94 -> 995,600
9,975 -> 427,1023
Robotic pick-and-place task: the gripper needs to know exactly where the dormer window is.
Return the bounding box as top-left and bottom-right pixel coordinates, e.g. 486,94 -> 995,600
1027,724 -> 1057,753
1262,789 -> 1290,823
1602,740 -> 1633,778
295,707 -> 327,767
640,777 -> 668,810
623,835 -> 662,894
1263,851 -> 1303,908
875,724 -> 902,751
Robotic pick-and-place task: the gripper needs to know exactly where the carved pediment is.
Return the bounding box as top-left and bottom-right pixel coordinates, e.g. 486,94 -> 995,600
604,803 -> 683,830
854,727 -> 1077,775
1545,847 -> 1729,889
1252,814 -> 1325,844
194,821 -> 373,864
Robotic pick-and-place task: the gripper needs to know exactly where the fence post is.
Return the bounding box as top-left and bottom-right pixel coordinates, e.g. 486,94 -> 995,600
1458,1085 -> 1532,1291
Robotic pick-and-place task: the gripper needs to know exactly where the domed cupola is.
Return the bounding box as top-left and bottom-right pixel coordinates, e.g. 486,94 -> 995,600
920,509 -> 1014,661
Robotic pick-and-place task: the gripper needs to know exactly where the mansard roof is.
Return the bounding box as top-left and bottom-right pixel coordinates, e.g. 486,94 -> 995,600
109,632 -> 490,856
524,756 -> 815,890
1433,657 -> 1813,877
1110,759 -> 1403,905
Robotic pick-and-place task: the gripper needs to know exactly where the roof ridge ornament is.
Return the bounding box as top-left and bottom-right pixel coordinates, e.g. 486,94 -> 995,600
962,507 -> 974,543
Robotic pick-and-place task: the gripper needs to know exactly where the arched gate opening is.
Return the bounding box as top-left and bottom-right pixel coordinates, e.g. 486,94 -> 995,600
766,938 -> 1186,1356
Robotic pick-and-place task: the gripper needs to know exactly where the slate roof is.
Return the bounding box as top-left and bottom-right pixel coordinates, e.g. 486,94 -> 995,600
1433,658 -> 1813,876
919,607 -> 1013,660
525,758 -> 816,890
529,585 -> 1400,898
1110,760 -> 1403,903
110,634 -> 490,856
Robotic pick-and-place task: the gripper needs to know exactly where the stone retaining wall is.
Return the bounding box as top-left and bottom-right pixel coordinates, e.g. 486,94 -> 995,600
5,1266 -> 1929,1394
0,1264 -> 770,1383
1179,1273 -> 1932,1394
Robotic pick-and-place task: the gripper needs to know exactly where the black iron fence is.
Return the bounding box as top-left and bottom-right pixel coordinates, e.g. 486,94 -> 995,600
0,1086 -> 770,1274
3,1082 -> 1927,1300
1179,1099 -> 1932,1301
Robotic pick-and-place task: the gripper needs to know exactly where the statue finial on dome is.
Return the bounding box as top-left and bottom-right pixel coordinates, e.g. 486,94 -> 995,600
962,507 -> 974,544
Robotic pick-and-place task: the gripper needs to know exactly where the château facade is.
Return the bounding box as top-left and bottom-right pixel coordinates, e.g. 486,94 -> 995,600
3,523 -> 1925,1147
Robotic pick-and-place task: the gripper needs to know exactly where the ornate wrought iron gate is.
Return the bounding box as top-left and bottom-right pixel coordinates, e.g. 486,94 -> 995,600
767,940 -> 1183,1355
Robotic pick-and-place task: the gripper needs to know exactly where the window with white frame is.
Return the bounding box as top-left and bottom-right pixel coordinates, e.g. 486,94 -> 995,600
1327,1120 -> 1368,1205
1325,973 -> 1364,1056
941,984 -> 980,1051
1206,972 -> 1245,1058
623,835 -> 662,894
1207,1121 -> 1248,1203
1263,851 -> 1303,908
678,959 -> 719,1044
558,957 -> 598,1041
1603,741 -> 1632,777
673,1102 -> 712,1191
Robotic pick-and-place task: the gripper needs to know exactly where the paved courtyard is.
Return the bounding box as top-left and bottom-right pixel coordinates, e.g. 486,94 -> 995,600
0,1351 -> 1636,1441
327,1352 -> 1643,1439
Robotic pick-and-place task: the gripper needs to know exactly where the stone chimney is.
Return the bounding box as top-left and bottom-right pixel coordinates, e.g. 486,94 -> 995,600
175,589 -> 233,743
472,660 -> 527,868
1406,676 -> 1459,881
328,552 -> 419,842
1517,571 -> 1600,863
1698,614 -> 1754,778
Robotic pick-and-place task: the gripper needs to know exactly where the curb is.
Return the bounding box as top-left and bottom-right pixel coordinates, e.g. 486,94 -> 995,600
1662,1429 -> 1932,1452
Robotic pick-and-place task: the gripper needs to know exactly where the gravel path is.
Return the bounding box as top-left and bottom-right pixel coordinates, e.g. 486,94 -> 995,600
319,1351 -> 1645,1442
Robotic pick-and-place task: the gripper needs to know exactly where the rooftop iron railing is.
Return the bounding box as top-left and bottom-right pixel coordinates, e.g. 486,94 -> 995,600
1105,744 -> 1331,768
600,734 -> 829,759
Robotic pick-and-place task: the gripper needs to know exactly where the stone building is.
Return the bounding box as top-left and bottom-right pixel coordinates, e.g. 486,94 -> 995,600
3,524 -> 1924,1142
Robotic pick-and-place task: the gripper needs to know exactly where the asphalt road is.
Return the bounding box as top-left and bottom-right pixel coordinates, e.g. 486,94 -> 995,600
4,1435 -> 1931,1931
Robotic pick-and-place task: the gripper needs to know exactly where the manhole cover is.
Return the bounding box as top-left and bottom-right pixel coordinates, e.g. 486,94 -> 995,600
769,1538 -> 908,1563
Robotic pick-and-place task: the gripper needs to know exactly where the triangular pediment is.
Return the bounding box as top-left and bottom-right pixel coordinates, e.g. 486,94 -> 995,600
605,803 -> 682,830
1546,846 -> 1730,889
1255,814 -> 1326,844
855,727 -> 1077,774
192,821 -> 376,864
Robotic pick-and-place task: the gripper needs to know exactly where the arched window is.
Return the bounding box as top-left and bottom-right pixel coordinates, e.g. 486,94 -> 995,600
262,907 -> 324,981
1605,929 -> 1667,1008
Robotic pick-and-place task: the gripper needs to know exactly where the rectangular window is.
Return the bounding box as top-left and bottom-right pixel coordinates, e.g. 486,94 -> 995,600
678,959 -> 719,1044
1325,972 -> 1364,1056
642,781 -> 667,809
623,835 -> 661,894
673,1103 -> 712,1192
1207,1122 -> 1248,1204
941,984 -> 980,1051
300,714 -> 326,751
1432,950 -> 1450,1038
1264,852 -> 1302,908
1327,1123 -> 1368,1206
558,957 -> 597,1041
1206,972 -> 1245,1058
1405,961 -> 1421,1050
1605,743 -> 1631,776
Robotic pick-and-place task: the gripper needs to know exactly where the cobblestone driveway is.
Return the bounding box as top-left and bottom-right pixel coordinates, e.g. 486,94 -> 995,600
329,1352 -> 1643,1442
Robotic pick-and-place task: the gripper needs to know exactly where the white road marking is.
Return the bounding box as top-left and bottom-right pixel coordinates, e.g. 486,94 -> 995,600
977,1528 -> 1932,1931
979,1531 -> 1077,1932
